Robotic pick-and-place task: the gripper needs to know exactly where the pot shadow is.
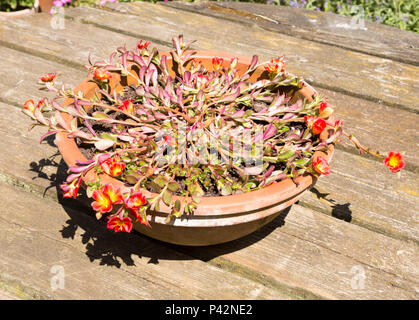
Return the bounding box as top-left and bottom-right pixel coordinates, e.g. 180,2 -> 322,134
45,158 -> 292,268
310,187 -> 352,222
30,150 -> 352,269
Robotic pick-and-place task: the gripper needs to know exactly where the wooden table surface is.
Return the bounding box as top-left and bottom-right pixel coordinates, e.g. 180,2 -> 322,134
0,1 -> 418,300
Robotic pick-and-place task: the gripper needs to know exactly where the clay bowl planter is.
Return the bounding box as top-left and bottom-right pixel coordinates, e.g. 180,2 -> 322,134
55,51 -> 334,246
0,0 -> 53,18
0,7 -> 34,18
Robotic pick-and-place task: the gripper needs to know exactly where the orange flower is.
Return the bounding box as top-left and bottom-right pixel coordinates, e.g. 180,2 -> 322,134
101,184 -> 123,204
118,99 -> 134,114
264,58 -> 285,74
109,162 -> 125,177
91,190 -> 113,213
137,40 -> 151,50
107,216 -> 133,233
93,69 -> 112,81
100,156 -> 125,177
126,192 -> 146,211
23,99 -> 36,113
305,116 -> 326,135
312,118 -> 326,135
312,156 -> 331,175
212,57 -> 224,71
383,152 -> 405,173
39,72 -> 57,83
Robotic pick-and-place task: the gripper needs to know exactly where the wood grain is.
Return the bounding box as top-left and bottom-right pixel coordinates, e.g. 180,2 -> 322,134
0,181 -> 291,299
96,2 -> 419,112
164,1 -> 419,66
0,3 -> 418,300
1,10 -> 418,165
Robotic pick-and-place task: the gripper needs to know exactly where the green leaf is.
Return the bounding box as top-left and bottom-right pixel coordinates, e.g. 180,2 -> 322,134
162,190 -> 172,206
167,181 -> 180,192
70,118 -> 78,131
294,158 -> 310,167
154,176 -> 167,188
100,132 -> 117,142
125,174 -> 140,185
92,112 -> 111,119
277,149 -> 296,160
221,184 -> 232,196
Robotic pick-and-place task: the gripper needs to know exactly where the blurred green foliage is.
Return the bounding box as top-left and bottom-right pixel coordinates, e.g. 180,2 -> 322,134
273,0 -> 418,33
0,0 -> 35,11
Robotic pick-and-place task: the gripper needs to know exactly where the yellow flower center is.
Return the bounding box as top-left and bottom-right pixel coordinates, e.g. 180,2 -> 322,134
389,157 -> 399,168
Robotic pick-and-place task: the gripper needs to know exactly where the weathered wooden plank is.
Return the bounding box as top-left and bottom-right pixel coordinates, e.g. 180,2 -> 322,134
0,47 -> 86,107
1,96 -> 418,298
1,12 -> 418,166
300,150 -> 419,243
165,1 -> 419,66
316,87 -> 419,168
94,2 -> 419,112
177,203 -> 419,299
0,12 -> 163,70
2,7 -> 414,297
0,181 -> 291,299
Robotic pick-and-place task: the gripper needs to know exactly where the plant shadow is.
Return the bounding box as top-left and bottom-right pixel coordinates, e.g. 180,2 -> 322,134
310,187 -> 352,222
44,158 -> 292,268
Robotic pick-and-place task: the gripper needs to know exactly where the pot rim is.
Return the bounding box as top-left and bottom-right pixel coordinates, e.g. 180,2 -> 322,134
55,51 -> 334,217
0,8 -> 34,18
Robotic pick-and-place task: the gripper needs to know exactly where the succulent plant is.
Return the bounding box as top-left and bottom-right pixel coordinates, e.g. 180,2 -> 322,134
22,35 -> 404,233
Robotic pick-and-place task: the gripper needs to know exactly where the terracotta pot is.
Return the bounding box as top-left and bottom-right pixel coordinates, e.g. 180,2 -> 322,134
37,0 -> 54,13
55,51 -> 334,246
0,8 -> 34,18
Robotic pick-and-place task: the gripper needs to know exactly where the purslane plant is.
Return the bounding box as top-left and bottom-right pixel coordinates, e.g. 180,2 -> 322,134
22,35 -> 405,233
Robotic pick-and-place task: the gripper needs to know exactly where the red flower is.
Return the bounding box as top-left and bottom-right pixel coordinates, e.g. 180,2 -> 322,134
118,99 -> 134,114
212,57 -> 224,71
126,192 -> 147,211
137,40 -> 151,50
264,58 -> 285,74
101,184 -> 123,204
40,72 -> 57,83
100,156 -> 125,177
93,69 -> 112,81
36,99 -> 45,110
107,216 -> 133,233
62,177 -> 82,199
305,116 -> 326,135
91,190 -> 113,213
383,152 -> 405,173
318,101 -> 333,118
312,118 -> 326,135
196,74 -> 209,87
312,156 -> 331,175
130,210 -> 150,227
230,57 -> 239,69
334,119 -> 343,131
109,162 -> 125,177
23,99 -> 36,113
